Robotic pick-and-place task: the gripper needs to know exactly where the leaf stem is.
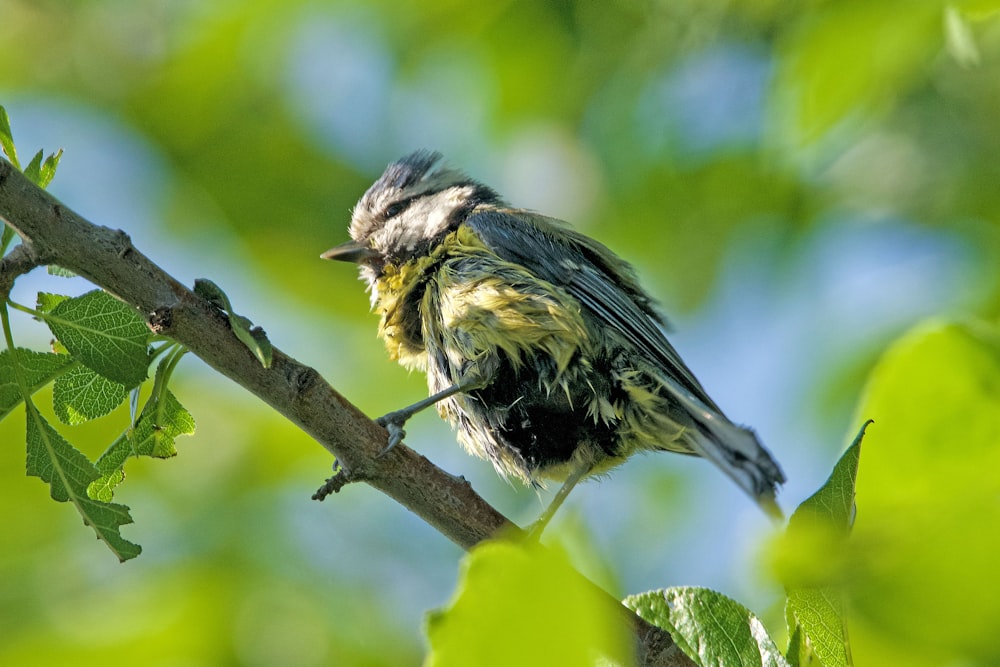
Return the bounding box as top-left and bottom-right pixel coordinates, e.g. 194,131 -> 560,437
148,344 -> 188,444
6,298 -> 47,319
0,300 -> 37,415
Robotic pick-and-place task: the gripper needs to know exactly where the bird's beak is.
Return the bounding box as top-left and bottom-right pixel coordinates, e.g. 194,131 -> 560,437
321,241 -> 378,263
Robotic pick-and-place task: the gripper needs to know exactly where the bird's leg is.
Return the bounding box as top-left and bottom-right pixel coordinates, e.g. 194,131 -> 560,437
375,379 -> 479,455
527,463 -> 591,540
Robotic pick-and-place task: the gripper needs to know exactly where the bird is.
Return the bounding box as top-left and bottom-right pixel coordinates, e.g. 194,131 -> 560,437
322,150 -> 785,532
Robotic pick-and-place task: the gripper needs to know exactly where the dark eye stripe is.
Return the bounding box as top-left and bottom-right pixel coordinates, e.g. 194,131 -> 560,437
382,198 -> 414,220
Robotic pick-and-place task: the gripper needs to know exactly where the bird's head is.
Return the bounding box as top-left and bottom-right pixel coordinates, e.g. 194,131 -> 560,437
322,151 -> 500,281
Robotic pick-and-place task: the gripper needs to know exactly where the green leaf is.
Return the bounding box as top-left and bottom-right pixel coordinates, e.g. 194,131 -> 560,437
25,407 -> 140,561
625,587 -> 789,667
232,312 -> 273,369
36,291 -> 71,313
23,149 -> 44,184
779,424 -> 867,667
44,289 -> 150,387
0,105 -> 19,168
1,224 -> 15,256
75,496 -> 142,562
53,365 -> 128,425
0,348 -> 74,421
426,539 -> 632,667
74,494 -> 141,561
89,389 -> 195,501
785,588 -> 849,667
86,469 -> 124,504
125,389 -> 194,461
47,265 -> 78,278
955,0 -> 1000,19
0,106 -> 59,186
789,421 -> 866,537
844,320 -> 1000,661
194,278 -> 272,368
193,278 -> 230,311
945,4 -> 981,67
37,148 -> 62,188
774,3 -> 939,147
26,407 -> 99,500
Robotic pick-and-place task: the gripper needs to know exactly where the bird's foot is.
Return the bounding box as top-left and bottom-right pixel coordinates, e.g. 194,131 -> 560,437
375,409 -> 411,455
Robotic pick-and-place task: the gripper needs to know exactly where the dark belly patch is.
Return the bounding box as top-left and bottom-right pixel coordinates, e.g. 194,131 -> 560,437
468,352 -> 624,473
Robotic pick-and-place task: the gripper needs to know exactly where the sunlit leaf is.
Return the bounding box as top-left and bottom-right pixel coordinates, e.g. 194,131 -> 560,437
625,587 -> 788,667
0,106 -> 59,186
23,149 -> 44,185
89,389 -> 195,501
426,539 -> 631,667
848,320 -> 1000,662
37,148 -> 62,188
954,0 -> 1000,18
945,5 -> 980,67
774,2 -> 939,147
0,105 -> 19,168
44,290 -> 150,388
86,469 -> 124,506
36,291 -> 71,313
53,365 -> 128,425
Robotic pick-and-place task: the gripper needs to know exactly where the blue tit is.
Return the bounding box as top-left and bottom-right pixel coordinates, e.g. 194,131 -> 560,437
323,151 -> 785,532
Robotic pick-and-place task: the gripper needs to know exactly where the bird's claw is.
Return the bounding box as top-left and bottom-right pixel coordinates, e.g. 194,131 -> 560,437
375,410 -> 409,456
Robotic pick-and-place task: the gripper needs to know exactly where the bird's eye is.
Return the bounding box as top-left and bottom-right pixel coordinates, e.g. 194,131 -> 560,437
384,200 -> 409,219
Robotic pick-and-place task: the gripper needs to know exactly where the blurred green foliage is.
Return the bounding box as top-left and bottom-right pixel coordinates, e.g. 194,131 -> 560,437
427,539 -> 632,666
2,0 -> 1000,665
848,320 -> 1000,664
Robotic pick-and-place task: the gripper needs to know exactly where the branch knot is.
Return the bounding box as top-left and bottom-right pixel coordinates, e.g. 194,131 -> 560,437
148,306 -> 173,334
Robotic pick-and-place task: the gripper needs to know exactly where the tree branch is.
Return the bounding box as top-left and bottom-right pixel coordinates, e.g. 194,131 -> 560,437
0,159 -> 693,667
0,241 -> 41,298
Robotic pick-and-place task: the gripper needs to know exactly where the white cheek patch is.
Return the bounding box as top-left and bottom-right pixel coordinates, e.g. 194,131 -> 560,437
420,198 -> 450,238
443,185 -> 476,206
370,184 -> 478,254
408,187 -> 468,235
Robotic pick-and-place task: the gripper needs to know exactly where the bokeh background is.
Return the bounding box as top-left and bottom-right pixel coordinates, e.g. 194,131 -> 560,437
1,1 -> 999,665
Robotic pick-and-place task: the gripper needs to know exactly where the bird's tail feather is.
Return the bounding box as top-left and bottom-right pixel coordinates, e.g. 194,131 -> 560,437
688,425 -> 785,520
659,376 -> 786,518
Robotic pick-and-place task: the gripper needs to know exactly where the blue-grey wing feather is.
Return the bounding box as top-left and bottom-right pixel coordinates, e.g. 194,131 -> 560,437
464,209 -> 720,411
464,209 -> 786,504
